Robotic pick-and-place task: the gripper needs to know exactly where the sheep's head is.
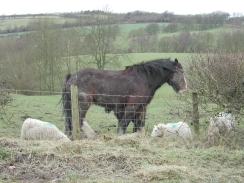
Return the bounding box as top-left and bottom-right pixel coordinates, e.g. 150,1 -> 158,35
151,125 -> 165,137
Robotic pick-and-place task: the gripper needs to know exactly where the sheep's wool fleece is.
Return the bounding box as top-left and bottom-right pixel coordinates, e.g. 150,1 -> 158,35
151,121 -> 192,140
21,118 -> 69,141
209,112 -> 235,135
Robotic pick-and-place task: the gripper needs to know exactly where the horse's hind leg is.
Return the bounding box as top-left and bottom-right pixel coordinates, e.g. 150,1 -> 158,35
63,101 -> 73,138
133,106 -> 146,134
64,118 -> 72,137
117,105 -> 138,135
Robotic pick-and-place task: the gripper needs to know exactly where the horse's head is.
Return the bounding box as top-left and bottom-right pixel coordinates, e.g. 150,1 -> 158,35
168,59 -> 187,94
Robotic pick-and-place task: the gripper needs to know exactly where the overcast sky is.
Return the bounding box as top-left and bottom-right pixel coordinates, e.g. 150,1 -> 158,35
1,0 -> 244,16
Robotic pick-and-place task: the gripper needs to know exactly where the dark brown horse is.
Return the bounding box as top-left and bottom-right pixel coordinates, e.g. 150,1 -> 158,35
61,58 -> 187,139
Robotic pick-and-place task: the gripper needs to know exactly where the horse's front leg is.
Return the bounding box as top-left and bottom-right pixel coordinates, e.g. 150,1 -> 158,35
133,106 -> 146,134
117,105 -> 138,135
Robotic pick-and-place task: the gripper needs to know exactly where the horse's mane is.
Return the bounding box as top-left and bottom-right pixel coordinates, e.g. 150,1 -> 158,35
125,58 -> 179,78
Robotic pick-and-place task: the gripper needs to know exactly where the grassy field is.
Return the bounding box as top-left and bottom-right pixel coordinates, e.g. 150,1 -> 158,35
119,23 -> 168,32
0,17 -> 162,34
0,17 -> 34,29
0,16 -> 76,29
0,17 -> 165,32
1,87 -> 244,182
1,88 -> 244,183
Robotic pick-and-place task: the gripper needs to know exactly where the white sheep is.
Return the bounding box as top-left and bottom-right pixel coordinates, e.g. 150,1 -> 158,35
21,118 -> 70,141
151,121 -> 192,141
207,112 -> 235,143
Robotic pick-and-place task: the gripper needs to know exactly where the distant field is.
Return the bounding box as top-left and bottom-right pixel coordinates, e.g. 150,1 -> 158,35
0,17 -> 34,28
0,16 -> 165,32
0,16 -> 229,36
119,23 -> 168,32
0,16 -> 76,29
1,16 -> 237,44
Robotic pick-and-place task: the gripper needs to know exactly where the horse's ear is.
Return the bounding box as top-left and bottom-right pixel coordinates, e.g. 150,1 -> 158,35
175,58 -> 178,63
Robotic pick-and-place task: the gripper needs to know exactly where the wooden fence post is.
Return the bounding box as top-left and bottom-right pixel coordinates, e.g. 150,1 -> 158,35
71,85 -> 81,140
192,92 -> 199,135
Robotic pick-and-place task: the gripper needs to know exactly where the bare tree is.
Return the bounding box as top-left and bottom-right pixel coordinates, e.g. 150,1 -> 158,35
163,23 -> 178,33
216,30 -> 244,53
59,28 -> 83,73
171,30 -> 192,53
158,36 -> 172,52
190,32 -> 214,52
145,23 -> 160,35
128,27 -> 158,53
29,18 -> 65,92
0,36 -> 38,93
78,10 -> 124,70
179,15 -> 195,30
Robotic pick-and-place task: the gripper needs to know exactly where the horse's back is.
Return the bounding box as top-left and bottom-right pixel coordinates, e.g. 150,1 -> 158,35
68,68 -> 141,95
69,68 -> 124,84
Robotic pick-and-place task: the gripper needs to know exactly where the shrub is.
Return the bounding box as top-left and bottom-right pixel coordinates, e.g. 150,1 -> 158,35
185,52 -> 244,114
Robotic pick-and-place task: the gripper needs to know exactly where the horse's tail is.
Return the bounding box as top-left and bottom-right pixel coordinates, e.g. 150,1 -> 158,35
61,73 -> 72,137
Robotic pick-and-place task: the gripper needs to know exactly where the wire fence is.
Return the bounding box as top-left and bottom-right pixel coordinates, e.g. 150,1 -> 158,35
1,88 -> 243,139
0,89 -> 188,137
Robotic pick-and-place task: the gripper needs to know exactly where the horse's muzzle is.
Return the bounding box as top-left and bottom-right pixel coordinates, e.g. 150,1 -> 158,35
178,85 -> 187,94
